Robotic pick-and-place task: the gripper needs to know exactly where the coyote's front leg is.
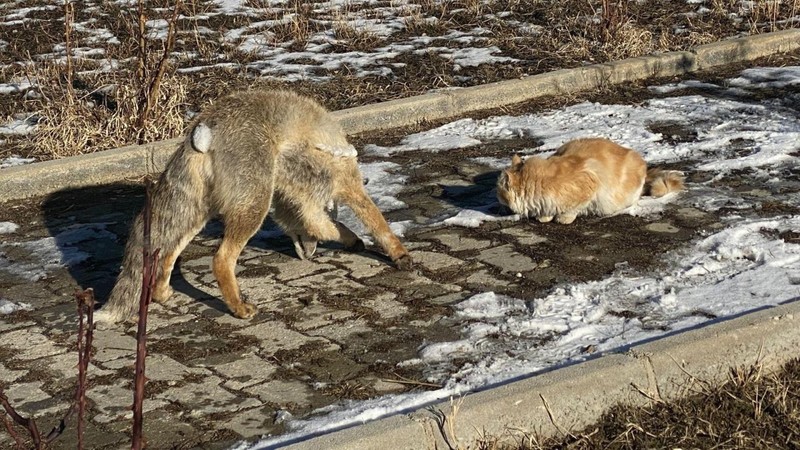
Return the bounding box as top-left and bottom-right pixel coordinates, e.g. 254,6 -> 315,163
338,177 -> 412,270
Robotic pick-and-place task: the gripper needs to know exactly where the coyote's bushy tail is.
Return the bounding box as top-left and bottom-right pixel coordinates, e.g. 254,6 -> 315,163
95,142 -> 208,324
645,168 -> 685,197
94,213 -> 148,324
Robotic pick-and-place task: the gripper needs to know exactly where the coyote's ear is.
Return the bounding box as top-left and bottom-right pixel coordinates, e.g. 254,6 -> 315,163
511,154 -> 523,168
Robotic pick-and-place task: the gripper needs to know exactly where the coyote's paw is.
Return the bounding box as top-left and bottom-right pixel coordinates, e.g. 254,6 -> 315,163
152,285 -> 174,304
555,213 -> 577,224
346,239 -> 365,253
232,301 -> 257,319
393,253 -> 413,271
93,307 -> 131,326
92,310 -> 119,329
292,234 -> 318,260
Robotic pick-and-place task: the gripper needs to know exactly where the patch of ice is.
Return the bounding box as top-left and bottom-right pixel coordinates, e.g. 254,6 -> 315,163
0,224 -> 116,282
0,222 -> 19,234
0,116 -> 37,136
648,79 -> 722,94
0,80 -> 34,94
0,299 -> 32,315
728,66 -> 800,89
0,155 -> 36,169
442,206 -> 517,228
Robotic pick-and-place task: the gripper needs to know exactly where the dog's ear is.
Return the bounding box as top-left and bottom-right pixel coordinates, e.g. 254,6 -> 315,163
497,170 -> 509,189
511,154 -> 523,168
499,166 -> 518,188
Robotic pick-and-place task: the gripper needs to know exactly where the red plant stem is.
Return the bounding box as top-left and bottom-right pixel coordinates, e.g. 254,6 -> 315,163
0,272 -> 96,450
42,289 -> 95,445
0,410 -> 23,449
0,390 -> 41,449
75,289 -> 95,449
76,301 -> 86,449
132,183 -> 159,450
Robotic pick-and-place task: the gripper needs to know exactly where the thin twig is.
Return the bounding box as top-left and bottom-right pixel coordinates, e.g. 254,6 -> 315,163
381,375 -> 443,389
667,353 -> 712,389
134,0 -> 183,144
631,382 -> 665,404
63,0 -> 75,104
0,410 -> 23,449
539,393 -> 573,439
0,390 -> 42,449
132,181 -> 160,450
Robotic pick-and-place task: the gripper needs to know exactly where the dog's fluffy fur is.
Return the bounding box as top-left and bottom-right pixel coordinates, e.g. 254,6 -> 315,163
497,138 -> 685,224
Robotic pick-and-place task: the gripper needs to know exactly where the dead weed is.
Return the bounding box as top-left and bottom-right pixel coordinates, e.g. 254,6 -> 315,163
465,358 -> 800,449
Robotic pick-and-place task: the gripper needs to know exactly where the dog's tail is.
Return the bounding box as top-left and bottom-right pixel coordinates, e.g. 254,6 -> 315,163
645,168 -> 685,197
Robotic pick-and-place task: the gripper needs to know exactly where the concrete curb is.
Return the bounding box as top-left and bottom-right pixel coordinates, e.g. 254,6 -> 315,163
277,299 -> 800,450
1,29 -> 799,202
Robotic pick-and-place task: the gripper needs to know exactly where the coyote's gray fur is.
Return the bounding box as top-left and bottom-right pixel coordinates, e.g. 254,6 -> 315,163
95,89 -> 412,323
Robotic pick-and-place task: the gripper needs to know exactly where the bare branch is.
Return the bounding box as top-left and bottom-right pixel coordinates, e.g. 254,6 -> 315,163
63,0 -> 75,104
134,0 -> 183,144
0,410 -> 24,449
132,181 -> 160,450
0,389 -> 42,449
42,288 -> 96,446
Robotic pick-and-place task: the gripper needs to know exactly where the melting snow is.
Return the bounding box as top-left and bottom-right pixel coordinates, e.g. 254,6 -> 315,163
0,221 -> 19,234
0,299 -> 32,314
0,224 -> 115,282
241,66 -> 800,448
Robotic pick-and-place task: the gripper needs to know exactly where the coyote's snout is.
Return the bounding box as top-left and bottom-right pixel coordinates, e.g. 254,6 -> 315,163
96,89 -> 412,323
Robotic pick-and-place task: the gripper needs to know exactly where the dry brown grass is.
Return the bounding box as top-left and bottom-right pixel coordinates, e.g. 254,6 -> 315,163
270,8 -> 316,51
1,0 -> 799,161
13,61 -> 188,159
331,20 -> 383,52
462,358 -> 800,450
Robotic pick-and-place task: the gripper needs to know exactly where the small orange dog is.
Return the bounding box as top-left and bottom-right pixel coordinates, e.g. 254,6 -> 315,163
497,138 -> 684,224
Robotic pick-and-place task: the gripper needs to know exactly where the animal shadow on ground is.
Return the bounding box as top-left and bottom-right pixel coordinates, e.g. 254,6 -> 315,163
40,182 -> 342,315
436,170 -> 513,218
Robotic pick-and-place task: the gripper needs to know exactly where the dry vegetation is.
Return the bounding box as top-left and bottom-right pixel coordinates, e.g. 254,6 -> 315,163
0,0 -> 798,161
466,358 -> 800,450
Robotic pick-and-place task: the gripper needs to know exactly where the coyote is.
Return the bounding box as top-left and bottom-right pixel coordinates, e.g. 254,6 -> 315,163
95,90 -> 412,323
497,138 -> 685,224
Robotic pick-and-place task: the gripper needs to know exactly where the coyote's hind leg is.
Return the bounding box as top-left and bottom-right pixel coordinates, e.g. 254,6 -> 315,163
213,203 -> 271,319
152,220 -> 207,304
274,196 -> 362,259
